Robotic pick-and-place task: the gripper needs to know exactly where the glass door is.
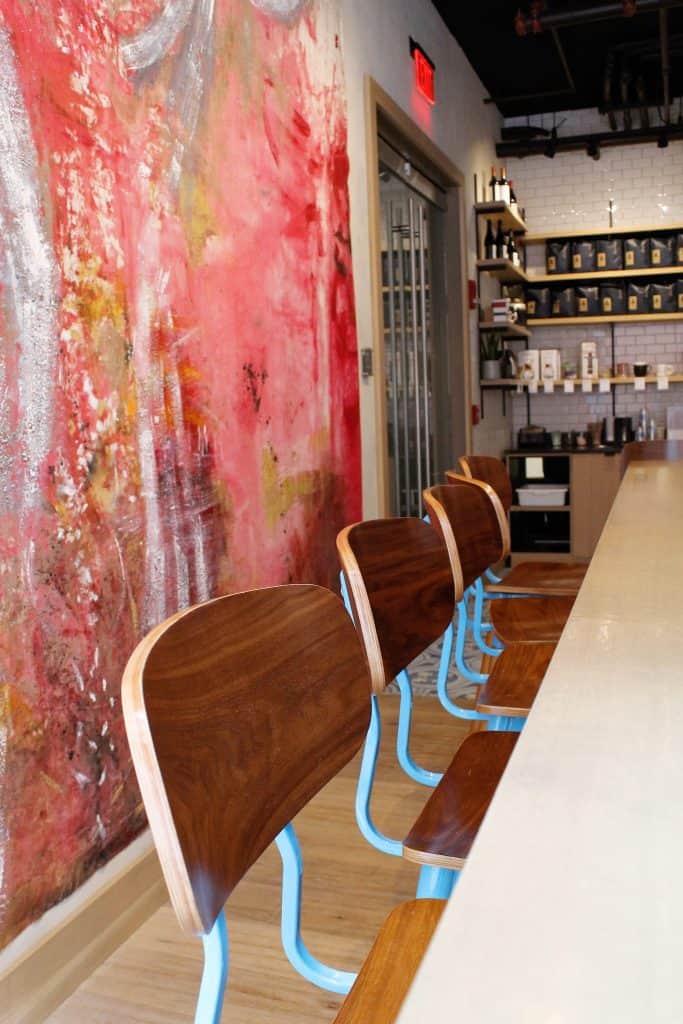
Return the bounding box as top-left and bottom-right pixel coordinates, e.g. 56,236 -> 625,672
381,175 -> 440,517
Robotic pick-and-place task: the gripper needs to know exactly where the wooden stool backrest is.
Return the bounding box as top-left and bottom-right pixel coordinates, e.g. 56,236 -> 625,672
337,518 -> 456,695
423,483 -> 504,591
623,440 -> 683,465
457,455 -> 514,512
122,585 -> 371,937
443,472 -> 511,560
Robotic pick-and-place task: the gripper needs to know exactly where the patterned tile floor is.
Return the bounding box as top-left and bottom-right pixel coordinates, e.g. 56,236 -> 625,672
391,623 -> 486,702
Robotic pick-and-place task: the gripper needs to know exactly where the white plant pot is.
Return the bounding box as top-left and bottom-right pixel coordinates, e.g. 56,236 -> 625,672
482,359 -> 502,380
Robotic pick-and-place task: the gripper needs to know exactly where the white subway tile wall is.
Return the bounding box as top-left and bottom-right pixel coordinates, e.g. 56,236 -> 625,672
502,109 -> 683,438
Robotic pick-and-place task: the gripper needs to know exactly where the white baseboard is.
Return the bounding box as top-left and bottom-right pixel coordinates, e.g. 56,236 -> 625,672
0,830 -> 165,1023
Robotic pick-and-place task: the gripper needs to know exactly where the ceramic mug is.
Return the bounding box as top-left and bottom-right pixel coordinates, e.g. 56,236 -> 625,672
656,363 -> 674,377
633,362 -> 649,377
616,362 -> 631,377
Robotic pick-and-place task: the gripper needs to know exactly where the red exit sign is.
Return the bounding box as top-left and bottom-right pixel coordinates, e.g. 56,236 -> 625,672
410,38 -> 435,104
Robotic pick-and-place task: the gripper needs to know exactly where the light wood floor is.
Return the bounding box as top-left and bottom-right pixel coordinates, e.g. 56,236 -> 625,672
49,696 -> 471,1024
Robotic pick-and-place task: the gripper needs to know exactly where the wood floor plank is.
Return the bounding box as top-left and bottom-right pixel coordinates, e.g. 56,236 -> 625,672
49,695 -> 469,1024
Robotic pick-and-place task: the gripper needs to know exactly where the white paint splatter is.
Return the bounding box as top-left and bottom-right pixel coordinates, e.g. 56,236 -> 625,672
249,0 -> 308,22
121,0 -> 196,72
0,25 -> 59,514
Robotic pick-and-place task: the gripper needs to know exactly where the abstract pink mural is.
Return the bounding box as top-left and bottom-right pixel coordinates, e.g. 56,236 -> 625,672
0,0 -> 359,948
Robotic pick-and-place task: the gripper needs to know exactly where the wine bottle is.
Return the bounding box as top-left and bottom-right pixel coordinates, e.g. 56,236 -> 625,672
508,232 -> 520,267
490,166 -> 499,201
498,166 -> 510,205
495,219 -> 505,260
484,219 -> 495,259
509,180 -> 518,205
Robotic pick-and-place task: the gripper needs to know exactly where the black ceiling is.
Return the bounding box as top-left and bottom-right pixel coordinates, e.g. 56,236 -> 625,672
431,1 -> 683,119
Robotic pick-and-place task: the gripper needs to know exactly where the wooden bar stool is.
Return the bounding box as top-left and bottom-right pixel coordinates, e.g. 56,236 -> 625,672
424,484 -> 558,724
424,482 -> 574,646
337,517 -> 518,895
122,584 -> 447,1024
455,454 -> 587,596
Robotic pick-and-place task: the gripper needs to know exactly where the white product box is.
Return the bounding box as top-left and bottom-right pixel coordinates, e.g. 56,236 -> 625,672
581,340 -> 599,380
518,348 -> 540,381
540,349 -> 561,381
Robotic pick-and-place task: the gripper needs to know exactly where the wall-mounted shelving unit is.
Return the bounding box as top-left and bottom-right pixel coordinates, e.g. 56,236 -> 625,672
474,211 -> 683,420
529,312 -> 683,326
475,259 -> 528,285
481,374 -> 683,389
528,266 -> 683,285
478,320 -> 530,339
474,201 -> 527,234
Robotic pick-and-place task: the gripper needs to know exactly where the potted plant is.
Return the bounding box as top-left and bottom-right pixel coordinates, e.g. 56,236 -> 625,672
480,332 -> 503,380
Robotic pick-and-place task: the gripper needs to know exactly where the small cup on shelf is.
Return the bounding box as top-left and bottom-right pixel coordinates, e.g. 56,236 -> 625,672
633,361 -> 649,377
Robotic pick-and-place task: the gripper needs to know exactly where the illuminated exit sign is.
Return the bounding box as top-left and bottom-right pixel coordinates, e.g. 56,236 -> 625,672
410,38 -> 435,104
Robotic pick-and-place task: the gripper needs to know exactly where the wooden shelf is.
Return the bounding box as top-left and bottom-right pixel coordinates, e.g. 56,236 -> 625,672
476,259 -> 528,284
528,265 -> 683,284
478,320 -> 530,339
524,222 -> 683,244
528,312 -> 683,326
481,375 -> 683,389
474,201 -> 527,234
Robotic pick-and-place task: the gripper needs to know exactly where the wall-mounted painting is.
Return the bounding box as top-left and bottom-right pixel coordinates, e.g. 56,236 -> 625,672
0,0 -> 359,948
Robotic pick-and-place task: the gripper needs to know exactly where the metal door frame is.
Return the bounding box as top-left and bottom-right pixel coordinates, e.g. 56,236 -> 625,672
364,77 -> 472,516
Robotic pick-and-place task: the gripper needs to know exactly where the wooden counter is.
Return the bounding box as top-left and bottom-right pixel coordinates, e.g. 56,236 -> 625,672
397,459 -> 683,1022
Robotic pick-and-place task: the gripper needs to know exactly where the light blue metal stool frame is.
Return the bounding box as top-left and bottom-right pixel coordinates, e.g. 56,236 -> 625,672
194,822 -> 358,1022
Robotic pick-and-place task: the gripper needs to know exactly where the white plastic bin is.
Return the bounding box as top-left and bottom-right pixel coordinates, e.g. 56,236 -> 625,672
517,484 -> 568,507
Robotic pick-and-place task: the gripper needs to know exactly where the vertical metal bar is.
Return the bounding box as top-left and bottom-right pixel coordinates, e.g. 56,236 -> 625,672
418,201 -> 431,490
408,196 -> 422,515
386,200 -> 401,514
396,206 -> 410,517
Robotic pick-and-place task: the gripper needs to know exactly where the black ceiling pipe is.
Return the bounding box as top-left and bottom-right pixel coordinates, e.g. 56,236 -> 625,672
515,0 -> 683,35
496,124 -> 683,158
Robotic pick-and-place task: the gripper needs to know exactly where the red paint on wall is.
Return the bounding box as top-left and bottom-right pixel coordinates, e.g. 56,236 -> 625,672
0,0 -> 360,948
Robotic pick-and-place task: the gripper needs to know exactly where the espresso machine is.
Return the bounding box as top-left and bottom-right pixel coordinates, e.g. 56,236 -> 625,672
603,416 -> 633,445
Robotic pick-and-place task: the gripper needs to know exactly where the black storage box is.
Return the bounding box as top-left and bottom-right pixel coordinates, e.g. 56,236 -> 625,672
551,287 -> 576,317
571,239 -> 596,272
546,240 -> 570,274
526,287 -> 551,318
677,280 -> 683,311
627,282 -> 650,314
600,284 -> 626,315
576,285 -> 600,315
596,237 -> 623,270
651,282 -> 676,313
650,236 -> 675,268
624,237 -> 650,268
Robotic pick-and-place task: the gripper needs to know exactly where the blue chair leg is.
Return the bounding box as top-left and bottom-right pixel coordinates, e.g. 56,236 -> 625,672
416,865 -> 457,899
395,669 -> 442,787
195,911 -> 229,1024
355,696 -> 404,857
275,824 -> 357,995
471,578 -> 504,657
452,602 -> 487,686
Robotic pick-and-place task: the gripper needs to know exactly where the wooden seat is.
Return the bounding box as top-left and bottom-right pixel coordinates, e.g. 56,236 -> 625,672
476,642 -> 556,719
403,731 -> 518,869
454,455 -> 587,597
332,900 -> 444,1024
489,592 -> 574,645
122,584 -> 446,1023
337,517 -> 516,890
424,483 -> 573,646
